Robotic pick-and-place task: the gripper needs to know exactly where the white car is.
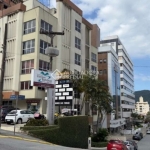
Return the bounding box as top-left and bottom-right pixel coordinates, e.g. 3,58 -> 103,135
124,141 -> 134,150
147,129 -> 150,134
5,110 -> 34,124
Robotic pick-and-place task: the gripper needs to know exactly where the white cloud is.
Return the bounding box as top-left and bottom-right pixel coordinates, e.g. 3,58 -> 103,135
135,74 -> 150,81
50,0 -> 150,59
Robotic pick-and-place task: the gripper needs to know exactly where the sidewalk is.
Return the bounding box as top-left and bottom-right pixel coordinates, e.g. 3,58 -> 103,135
0,128 -> 56,146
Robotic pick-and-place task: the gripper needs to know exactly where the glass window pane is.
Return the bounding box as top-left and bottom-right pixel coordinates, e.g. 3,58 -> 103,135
44,42 -> 47,49
22,62 -> 25,69
31,60 -> 34,68
21,82 -> 24,90
25,81 -> 28,89
40,40 -> 43,48
28,21 -> 31,28
26,61 -> 29,68
45,22 -> 48,31
41,20 -> 44,29
32,40 -> 35,47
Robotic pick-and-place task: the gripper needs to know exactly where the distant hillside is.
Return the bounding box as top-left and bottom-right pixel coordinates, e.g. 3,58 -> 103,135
134,90 -> 150,104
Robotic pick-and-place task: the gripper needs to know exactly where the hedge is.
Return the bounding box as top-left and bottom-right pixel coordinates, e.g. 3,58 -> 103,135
28,116 -> 88,149
92,142 -> 108,147
25,118 -> 49,126
20,125 -> 58,131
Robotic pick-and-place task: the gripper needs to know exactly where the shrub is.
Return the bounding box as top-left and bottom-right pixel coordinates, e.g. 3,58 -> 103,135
28,116 -> 88,149
54,118 -> 58,125
20,125 -> 58,131
92,128 -> 109,142
26,118 -> 49,126
92,142 -> 108,147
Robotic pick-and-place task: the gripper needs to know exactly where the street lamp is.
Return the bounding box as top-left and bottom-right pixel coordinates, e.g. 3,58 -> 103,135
40,29 -> 64,124
45,47 -> 59,125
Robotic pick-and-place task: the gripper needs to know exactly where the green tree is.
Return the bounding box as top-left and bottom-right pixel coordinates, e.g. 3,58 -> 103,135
92,79 -> 112,130
131,113 -> 139,119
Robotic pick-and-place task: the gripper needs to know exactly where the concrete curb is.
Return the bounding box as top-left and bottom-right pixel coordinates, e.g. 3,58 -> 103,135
0,135 -> 55,146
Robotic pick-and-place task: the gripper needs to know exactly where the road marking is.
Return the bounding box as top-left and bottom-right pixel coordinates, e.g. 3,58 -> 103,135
0,135 -> 55,146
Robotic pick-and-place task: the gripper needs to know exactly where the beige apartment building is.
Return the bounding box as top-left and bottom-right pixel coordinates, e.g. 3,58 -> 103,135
135,96 -> 149,115
0,0 -> 100,115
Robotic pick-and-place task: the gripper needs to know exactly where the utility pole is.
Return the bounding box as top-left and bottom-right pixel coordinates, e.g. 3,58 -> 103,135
0,23 -> 7,128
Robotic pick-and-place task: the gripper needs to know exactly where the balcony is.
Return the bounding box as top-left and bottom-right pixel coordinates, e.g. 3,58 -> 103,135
121,104 -> 135,109
122,112 -> 131,118
0,3 -> 26,18
110,118 -> 126,128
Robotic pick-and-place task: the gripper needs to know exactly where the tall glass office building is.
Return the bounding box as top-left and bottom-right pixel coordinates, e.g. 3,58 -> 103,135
38,0 -> 50,7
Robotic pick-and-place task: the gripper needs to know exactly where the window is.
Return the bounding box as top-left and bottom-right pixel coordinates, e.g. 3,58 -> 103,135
75,53 -> 81,66
39,60 -> 49,71
75,20 -> 81,32
103,69 -> 107,74
38,87 -> 45,91
41,20 -> 52,32
21,81 -> 33,90
24,19 -> 35,34
99,70 -> 103,75
40,40 -> 49,54
21,60 -> 34,74
103,59 -> 107,63
91,65 -> 97,73
91,52 -> 97,62
75,37 -> 81,49
23,39 -> 35,54
100,59 -> 103,63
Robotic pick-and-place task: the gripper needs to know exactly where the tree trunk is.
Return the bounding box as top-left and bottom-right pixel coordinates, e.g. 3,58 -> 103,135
96,110 -> 100,132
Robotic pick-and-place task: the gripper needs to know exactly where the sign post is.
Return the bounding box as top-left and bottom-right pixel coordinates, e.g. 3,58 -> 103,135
10,95 -> 25,135
31,69 -> 55,124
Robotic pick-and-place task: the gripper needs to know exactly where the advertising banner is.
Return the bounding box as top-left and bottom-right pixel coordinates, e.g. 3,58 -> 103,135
31,69 -> 55,88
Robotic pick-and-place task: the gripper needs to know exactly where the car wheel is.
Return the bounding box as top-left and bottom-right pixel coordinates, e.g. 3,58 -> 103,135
17,119 -> 22,124
7,122 -> 11,125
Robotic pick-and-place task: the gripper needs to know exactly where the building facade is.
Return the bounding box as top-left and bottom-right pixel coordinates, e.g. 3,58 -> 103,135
98,45 -> 125,130
100,36 -> 135,121
135,96 -> 149,115
47,0 -> 100,115
0,0 -> 100,116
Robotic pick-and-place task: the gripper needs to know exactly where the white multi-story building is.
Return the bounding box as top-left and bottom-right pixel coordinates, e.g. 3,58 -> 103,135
98,45 -> 125,130
135,96 -> 149,115
0,0 -> 100,115
53,0 -> 100,114
100,36 -> 135,121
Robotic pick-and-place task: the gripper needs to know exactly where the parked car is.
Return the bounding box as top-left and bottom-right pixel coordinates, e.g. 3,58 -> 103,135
132,132 -> 143,140
107,140 -> 128,150
124,141 -> 134,150
1,106 -> 19,122
128,140 -> 138,150
147,128 -> 150,134
5,110 -> 34,124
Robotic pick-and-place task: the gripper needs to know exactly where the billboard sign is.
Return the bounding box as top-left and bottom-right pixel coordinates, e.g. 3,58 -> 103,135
31,69 -> 55,88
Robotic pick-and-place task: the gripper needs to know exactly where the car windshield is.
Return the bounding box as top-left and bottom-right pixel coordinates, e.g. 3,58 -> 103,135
9,110 -> 17,114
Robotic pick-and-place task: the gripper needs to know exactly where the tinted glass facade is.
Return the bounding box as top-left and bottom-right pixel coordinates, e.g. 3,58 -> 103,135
112,62 -> 120,119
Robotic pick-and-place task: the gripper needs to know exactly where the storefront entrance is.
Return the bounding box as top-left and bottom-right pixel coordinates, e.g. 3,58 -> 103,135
26,100 -> 40,113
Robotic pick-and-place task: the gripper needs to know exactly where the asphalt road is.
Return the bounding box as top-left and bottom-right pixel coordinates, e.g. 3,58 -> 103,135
138,134 -> 150,150
0,137 -> 86,150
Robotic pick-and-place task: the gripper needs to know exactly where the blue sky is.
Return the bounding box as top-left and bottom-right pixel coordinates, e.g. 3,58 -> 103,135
45,0 -> 150,91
